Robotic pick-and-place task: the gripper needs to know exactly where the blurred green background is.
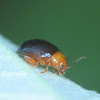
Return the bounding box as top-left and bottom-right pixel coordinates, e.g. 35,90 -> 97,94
0,0 -> 100,93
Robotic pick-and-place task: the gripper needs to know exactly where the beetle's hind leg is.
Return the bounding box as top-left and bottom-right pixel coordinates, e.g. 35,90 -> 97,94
31,62 -> 39,67
24,55 -> 39,67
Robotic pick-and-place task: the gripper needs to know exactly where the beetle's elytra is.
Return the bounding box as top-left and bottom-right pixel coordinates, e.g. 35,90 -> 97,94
17,39 -> 86,75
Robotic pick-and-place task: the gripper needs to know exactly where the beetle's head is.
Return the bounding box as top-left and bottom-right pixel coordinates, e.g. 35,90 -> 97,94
52,51 -> 86,75
58,59 -> 67,75
51,51 -> 67,75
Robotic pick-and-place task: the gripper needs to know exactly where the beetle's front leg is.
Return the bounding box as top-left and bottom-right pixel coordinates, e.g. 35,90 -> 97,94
53,68 -> 59,74
41,65 -> 49,73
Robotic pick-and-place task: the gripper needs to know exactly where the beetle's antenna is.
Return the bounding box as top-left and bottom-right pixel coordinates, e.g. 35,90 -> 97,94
67,56 -> 86,69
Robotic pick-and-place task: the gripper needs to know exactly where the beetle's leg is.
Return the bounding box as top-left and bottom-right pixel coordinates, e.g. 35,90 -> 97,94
41,65 -> 49,73
53,68 -> 56,73
31,62 -> 39,67
40,59 -> 46,65
59,72 -> 64,76
24,56 -> 39,67
53,68 -> 59,74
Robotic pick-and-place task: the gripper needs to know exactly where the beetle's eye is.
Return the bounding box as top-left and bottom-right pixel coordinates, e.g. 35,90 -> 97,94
60,65 -> 63,70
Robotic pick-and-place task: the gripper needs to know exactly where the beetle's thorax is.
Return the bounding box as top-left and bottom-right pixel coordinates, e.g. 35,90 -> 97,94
51,51 -> 67,72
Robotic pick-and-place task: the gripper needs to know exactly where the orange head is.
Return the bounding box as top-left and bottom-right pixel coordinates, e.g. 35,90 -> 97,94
51,51 -> 86,75
51,51 -> 67,75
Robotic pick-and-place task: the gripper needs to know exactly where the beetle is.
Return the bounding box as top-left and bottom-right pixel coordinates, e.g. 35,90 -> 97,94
17,39 -> 86,75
